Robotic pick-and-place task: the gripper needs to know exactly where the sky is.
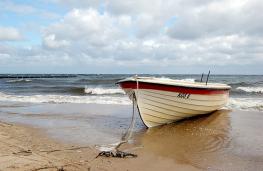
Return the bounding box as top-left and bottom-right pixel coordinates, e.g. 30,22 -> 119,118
0,0 -> 263,74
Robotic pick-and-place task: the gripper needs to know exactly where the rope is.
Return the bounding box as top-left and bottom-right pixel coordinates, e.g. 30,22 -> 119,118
96,92 -> 138,158
120,75 -> 139,145
121,93 -> 137,141
96,76 -> 139,158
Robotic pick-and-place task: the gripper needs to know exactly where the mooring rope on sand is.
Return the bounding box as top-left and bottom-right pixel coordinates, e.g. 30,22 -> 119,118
96,93 -> 138,158
121,93 -> 137,142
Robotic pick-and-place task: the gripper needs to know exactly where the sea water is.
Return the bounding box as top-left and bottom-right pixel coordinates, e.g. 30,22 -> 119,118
0,74 -> 262,111
0,74 -> 262,170
0,74 -> 262,145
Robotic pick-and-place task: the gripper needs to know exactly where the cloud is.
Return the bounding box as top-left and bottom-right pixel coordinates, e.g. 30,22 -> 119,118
42,8 -> 127,48
43,34 -> 70,49
49,0 -> 100,7
0,1 -> 36,14
0,1 -> 60,20
1,0 -> 263,74
167,0 -> 263,40
0,27 -> 23,41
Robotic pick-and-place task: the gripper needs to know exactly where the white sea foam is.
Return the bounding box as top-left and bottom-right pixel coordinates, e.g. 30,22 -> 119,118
180,78 -> 196,82
6,79 -> 32,83
84,87 -> 125,95
236,87 -> 263,93
0,92 -> 262,111
0,92 -> 131,105
227,98 -> 263,111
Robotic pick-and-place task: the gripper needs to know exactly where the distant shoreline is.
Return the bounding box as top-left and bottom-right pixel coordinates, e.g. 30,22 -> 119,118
0,74 -> 77,79
0,74 -> 263,76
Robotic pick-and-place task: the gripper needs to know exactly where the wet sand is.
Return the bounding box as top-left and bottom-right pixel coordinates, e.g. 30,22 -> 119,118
0,121 -> 197,171
0,103 -> 263,170
134,110 -> 263,170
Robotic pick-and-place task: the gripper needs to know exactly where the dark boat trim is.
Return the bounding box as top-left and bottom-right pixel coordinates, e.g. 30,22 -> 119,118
119,81 -> 229,95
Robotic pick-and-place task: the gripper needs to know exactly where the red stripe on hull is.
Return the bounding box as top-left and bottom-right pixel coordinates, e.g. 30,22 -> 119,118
119,81 -> 229,95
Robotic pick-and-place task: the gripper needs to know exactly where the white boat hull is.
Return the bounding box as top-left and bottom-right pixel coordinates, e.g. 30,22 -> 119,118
118,77 -> 231,128
123,88 -> 229,127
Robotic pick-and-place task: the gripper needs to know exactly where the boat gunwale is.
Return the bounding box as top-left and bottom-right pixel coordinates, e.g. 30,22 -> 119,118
117,80 -> 231,91
118,81 -> 230,96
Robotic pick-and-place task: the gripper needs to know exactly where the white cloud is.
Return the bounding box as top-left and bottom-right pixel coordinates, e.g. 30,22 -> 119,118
167,0 -> 263,39
0,1 -> 36,14
0,27 -> 23,41
48,0 -> 101,8
1,0 -> 263,73
42,8 -> 129,49
43,34 -> 70,49
0,1 -> 60,20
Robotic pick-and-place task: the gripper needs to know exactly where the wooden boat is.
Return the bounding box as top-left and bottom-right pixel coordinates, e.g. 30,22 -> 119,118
117,76 -> 231,128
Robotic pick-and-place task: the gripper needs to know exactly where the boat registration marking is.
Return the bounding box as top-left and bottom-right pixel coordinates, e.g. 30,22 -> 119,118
177,93 -> 191,99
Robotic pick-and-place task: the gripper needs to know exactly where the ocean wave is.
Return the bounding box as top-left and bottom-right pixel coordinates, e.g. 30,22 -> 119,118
75,78 -> 121,84
65,87 -> 85,95
1,92 -> 262,111
180,78 -> 196,82
236,87 -> 263,94
6,79 -> 32,83
84,87 -> 125,95
5,86 -> 125,96
0,92 -> 130,105
226,98 -> 263,111
228,80 -> 263,88
228,82 -> 251,87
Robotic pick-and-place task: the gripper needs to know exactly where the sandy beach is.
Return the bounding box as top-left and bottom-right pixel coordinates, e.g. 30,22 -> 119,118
0,119 -> 197,171
0,102 -> 263,171
1,0 -> 263,168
